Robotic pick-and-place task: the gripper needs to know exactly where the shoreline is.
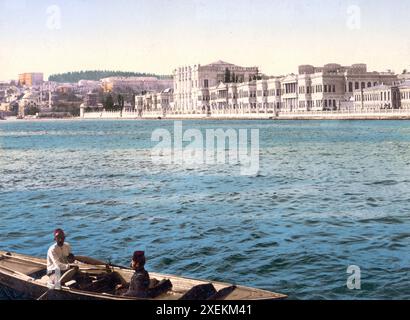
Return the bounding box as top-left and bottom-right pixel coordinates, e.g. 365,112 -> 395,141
3,114 -> 410,122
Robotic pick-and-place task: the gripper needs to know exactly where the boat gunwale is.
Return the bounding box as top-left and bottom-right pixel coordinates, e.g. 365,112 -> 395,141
0,251 -> 287,300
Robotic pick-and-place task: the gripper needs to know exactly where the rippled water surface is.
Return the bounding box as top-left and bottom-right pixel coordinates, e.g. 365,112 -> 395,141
1,120 -> 410,299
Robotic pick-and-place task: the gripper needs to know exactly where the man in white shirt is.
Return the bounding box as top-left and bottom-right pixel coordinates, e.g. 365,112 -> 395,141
47,229 -> 76,286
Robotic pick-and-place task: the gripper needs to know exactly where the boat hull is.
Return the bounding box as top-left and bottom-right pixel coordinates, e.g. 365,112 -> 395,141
0,251 -> 287,300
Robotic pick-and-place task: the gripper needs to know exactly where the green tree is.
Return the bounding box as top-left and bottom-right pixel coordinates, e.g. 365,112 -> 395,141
131,93 -> 136,109
26,105 -> 40,115
104,94 -> 114,111
231,72 -> 236,83
117,94 -> 125,112
10,103 -> 19,115
224,68 -> 231,83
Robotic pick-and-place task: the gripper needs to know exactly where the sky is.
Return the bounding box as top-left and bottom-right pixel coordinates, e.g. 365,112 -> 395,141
0,0 -> 409,80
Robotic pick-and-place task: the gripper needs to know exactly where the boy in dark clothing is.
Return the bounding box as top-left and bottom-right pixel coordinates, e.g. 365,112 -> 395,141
117,251 -> 172,298
124,251 -> 150,298
116,251 -> 150,298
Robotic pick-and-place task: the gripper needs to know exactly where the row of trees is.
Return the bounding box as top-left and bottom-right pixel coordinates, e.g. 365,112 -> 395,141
224,68 -> 263,83
103,94 -> 134,112
48,70 -> 168,83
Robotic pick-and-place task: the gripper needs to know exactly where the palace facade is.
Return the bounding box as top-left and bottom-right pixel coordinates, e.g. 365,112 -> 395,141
135,61 -> 404,115
173,60 -> 259,114
354,80 -> 410,110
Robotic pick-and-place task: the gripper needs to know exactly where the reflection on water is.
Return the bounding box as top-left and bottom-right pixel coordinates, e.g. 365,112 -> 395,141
1,120 -> 410,299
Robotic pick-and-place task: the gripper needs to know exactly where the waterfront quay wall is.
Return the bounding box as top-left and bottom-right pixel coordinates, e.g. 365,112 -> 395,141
82,110 -> 410,120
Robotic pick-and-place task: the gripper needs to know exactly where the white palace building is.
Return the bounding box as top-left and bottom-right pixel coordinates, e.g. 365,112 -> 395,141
134,60 -> 409,117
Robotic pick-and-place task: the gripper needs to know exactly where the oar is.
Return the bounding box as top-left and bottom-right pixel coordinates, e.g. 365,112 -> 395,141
75,256 -> 129,269
37,267 -> 80,300
37,289 -> 53,300
75,256 -> 107,265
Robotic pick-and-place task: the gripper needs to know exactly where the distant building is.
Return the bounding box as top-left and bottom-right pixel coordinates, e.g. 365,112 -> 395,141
173,60 -> 259,114
135,88 -> 174,116
84,92 -> 98,107
84,61 -> 406,116
296,63 -> 397,112
171,62 -> 398,114
18,73 -> 44,87
281,74 -> 299,111
0,101 -> 10,112
56,84 -> 75,94
77,80 -> 102,94
353,81 -> 410,111
399,81 -> 410,110
398,71 -> 410,81
18,91 -> 42,117
0,81 -> 11,90
207,77 -> 282,115
354,84 -> 400,111
78,80 -> 101,87
80,91 -> 102,117
101,77 -> 173,93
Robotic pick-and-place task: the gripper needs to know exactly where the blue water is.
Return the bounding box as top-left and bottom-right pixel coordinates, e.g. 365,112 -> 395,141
1,120 -> 410,300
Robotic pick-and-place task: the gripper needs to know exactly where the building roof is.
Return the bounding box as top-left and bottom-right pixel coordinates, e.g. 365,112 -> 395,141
281,74 -> 298,83
203,60 -> 257,70
101,77 -> 158,82
398,80 -> 410,88
353,83 -> 396,93
162,88 -> 173,93
207,60 -> 234,66
216,82 -> 227,89
22,92 -> 38,100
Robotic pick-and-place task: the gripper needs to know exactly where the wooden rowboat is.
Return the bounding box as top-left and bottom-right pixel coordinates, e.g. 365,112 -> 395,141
0,251 -> 287,300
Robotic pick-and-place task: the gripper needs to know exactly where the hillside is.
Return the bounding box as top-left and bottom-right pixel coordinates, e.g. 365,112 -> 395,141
48,70 -> 170,83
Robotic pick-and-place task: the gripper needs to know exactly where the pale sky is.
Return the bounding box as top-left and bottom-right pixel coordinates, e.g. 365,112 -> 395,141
0,0 -> 409,81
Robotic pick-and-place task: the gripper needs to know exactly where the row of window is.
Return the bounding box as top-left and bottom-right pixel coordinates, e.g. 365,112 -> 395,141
284,83 -> 297,94
208,102 -> 282,109
348,81 -> 377,92
176,79 -> 386,96
355,91 -> 392,102
200,89 -> 410,102
401,91 -> 410,100
299,84 -> 337,94
298,101 -> 314,108
212,89 -> 282,97
188,89 -> 410,105
209,91 -> 258,99
210,103 -> 259,109
268,89 -> 281,96
298,100 -> 337,108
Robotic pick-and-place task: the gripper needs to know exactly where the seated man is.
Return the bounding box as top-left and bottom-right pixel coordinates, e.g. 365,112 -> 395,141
46,228 -> 77,286
117,251 -> 150,298
117,251 -> 172,298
